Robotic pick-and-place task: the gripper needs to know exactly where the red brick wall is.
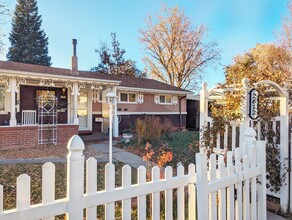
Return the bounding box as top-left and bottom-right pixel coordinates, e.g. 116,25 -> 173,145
0,124 -> 78,149
0,126 -> 38,149
57,124 -> 78,145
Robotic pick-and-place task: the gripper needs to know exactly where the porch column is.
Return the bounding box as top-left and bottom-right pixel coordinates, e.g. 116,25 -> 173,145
113,87 -> 119,137
9,77 -> 17,126
73,82 -> 79,125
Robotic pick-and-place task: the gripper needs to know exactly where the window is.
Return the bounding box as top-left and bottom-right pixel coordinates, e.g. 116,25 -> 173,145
120,93 -> 128,102
159,95 -> 172,104
0,85 -> 5,111
119,92 -> 136,103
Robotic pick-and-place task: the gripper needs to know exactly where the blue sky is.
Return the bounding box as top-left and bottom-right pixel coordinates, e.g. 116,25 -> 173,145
0,0 -> 289,89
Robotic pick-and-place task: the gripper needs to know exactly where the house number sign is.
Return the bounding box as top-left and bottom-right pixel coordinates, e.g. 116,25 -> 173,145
248,88 -> 259,120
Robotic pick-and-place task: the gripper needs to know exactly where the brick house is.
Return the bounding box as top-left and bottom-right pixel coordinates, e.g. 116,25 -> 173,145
0,45 -> 189,149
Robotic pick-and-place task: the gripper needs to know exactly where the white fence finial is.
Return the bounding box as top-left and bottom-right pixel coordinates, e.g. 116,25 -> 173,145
242,127 -> 256,158
66,135 -> 85,220
202,82 -> 208,90
67,135 -> 85,157
241,78 -> 249,87
243,127 -> 256,141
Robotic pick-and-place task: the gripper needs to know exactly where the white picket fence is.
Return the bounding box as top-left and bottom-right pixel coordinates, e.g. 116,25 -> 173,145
0,128 -> 266,220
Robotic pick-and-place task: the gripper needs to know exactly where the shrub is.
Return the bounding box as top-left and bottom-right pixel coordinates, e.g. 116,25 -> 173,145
135,118 -> 146,147
142,116 -> 162,144
161,118 -> 173,137
135,116 -> 175,145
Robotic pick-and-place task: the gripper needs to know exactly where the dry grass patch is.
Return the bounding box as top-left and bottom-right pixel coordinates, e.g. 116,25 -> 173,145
0,144 -> 104,160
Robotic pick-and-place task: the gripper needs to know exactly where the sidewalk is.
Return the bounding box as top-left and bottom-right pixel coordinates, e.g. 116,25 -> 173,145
267,211 -> 287,220
90,141 -> 146,169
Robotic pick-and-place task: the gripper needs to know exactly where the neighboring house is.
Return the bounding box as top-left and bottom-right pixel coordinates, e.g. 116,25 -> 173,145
113,74 -> 189,133
0,46 -> 189,148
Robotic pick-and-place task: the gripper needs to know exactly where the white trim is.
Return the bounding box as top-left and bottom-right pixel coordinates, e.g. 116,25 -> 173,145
117,111 -> 187,115
0,69 -> 121,85
117,86 -> 188,95
92,111 -> 102,115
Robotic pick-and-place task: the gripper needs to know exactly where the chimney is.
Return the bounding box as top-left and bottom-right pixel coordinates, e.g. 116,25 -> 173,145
71,39 -> 79,75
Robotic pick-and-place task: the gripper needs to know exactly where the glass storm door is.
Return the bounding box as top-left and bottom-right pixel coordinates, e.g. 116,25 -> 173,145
77,90 -> 89,130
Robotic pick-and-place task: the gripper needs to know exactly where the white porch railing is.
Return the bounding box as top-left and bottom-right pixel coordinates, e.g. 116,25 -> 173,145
0,128 -> 266,220
21,110 -> 36,125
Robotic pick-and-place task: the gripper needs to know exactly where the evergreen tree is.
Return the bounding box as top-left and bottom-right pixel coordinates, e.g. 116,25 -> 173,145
7,0 -> 51,66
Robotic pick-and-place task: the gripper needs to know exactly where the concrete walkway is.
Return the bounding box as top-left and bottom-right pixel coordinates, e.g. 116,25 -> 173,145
267,211 -> 287,220
90,141 -> 146,169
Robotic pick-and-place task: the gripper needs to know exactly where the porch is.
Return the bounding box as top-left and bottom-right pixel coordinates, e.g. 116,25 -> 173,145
0,71 -> 120,148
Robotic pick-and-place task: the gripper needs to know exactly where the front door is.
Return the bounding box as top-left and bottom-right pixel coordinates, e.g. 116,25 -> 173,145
77,90 -> 90,130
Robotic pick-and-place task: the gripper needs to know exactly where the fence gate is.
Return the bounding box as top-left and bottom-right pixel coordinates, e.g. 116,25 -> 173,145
38,91 -> 57,145
199,78 -> 290,212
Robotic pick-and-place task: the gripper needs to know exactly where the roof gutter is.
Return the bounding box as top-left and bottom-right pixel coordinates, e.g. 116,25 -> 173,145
117,86 -> 189,95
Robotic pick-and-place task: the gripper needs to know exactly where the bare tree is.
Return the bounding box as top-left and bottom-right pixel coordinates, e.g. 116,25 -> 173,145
0,2 -> 9,53
275,1 -> 292,92
277,1 -> 292,54
139,5 -> 221,90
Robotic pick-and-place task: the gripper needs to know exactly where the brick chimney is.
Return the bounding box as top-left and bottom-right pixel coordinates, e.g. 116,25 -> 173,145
71,39 -> 79,75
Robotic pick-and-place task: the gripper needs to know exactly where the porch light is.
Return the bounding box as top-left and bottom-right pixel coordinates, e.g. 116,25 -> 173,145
105,92 -> 116,105
61,87 -> 66,95
106,91 -> 117,164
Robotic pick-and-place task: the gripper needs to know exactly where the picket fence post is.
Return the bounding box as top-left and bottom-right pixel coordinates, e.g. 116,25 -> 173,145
196,153 -> 208,220
199,82 -> 208,149
242,127 -> 256,160
256,140 -> 267,220
66,135 -> 85,220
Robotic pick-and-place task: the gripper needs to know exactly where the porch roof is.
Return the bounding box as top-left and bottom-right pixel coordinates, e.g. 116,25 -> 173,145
0,61 -> 120,85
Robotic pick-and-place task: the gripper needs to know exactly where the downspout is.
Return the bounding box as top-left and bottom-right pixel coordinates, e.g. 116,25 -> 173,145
179,96 -> 186,130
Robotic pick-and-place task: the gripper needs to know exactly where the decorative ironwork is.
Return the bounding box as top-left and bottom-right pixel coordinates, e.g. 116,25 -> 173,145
0,77 -> 10,92
91,84 -> 103,90
38,91 -> 58,145
39,80 -> 55,87
65,82 -> 85,96
16,78 -> 26,93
